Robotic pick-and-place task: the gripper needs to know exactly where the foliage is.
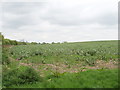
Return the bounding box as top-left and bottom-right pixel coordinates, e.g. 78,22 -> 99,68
2,53 -> 10,65
2,48 -> 10,65
1,34 -> 36,45
3,66 -> 42,87
9,40 -> 118,65
11,69 -> 118,88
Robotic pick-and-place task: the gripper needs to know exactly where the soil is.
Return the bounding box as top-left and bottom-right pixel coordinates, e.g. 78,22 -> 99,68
19,59 -> 118,74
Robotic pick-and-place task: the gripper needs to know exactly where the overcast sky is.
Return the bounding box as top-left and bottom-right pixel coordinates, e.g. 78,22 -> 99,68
1,0 -> 118,43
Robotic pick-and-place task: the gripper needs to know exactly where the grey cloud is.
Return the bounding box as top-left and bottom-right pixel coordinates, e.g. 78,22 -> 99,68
3,15 -> 37,29
42,10 -> 117,26
2,0 -> 118,43
2,1 -> 117,30
2,2 -> 46,15
39,1 -> 117,26
2,2 -> 47,29
97,13 -> 117,25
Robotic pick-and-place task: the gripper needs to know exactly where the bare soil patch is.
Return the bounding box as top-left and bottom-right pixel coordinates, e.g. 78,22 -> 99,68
19,59 -> 118,74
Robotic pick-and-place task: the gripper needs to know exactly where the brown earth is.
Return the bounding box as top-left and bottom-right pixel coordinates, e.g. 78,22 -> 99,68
19,59 -> 118,74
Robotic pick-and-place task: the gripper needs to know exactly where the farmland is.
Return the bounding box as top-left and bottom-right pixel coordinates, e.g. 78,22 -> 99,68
2,40 -> 118,88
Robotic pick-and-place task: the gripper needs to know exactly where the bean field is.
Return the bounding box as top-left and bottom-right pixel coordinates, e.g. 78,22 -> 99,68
2,40 -> 118,88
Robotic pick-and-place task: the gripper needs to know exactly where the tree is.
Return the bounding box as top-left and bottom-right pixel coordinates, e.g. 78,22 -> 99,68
31,42 -> 37,45
52,42 -> 55,44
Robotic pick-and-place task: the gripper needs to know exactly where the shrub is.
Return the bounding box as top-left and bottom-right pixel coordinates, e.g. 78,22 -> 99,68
3,66 -> 42,87
2,53 -> 10,65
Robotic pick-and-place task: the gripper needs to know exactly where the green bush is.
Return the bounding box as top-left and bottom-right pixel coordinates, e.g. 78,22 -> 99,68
2,53 -> 10,65
3,66 -> 42,87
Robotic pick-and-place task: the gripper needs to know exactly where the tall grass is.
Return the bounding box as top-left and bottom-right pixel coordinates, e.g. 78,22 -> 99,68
11,69 -> 118,88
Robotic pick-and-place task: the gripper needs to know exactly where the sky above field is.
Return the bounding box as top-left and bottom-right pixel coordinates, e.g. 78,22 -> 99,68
1,0 -> 118,43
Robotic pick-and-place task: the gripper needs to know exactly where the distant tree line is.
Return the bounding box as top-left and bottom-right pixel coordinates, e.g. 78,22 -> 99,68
0,32 -> 68,45
0,33 -> 37,45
